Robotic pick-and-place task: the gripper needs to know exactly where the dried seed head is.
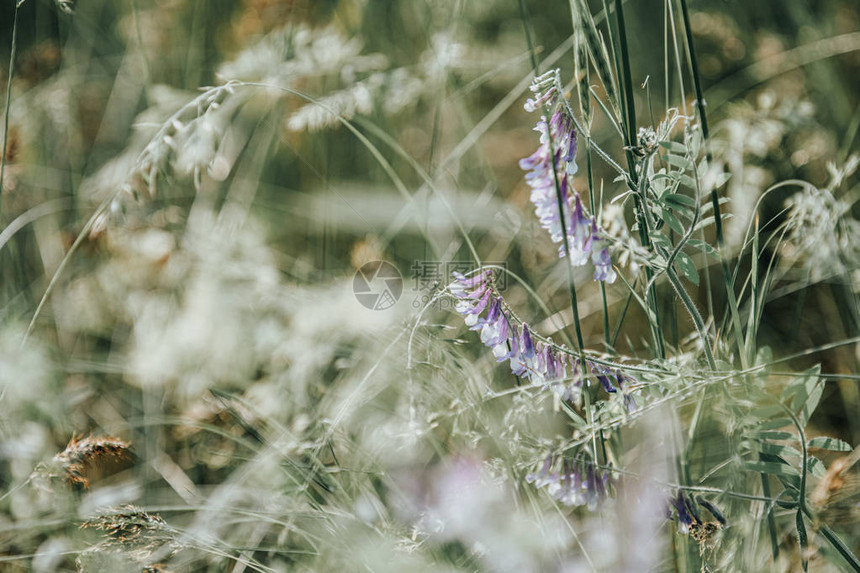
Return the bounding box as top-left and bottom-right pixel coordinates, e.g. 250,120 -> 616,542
689,521 -> 722,551
81,505 -> 169,547
49,434 -> 133,488
78,506 -> 179,573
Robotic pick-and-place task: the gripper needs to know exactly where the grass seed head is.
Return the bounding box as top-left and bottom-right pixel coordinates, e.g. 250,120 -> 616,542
48,434 -> 133,489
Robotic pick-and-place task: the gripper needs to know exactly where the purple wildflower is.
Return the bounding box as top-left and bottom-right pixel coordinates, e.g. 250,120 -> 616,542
527,454 -> 612,509
559,356 -> 584,404
521,69 -> 616,283
588,360 -> 640,412
667,492 -> 726,547
589,361 -> 618,394
668,491 -> 726,534
449,271 -> 639,410
670,491 -> 696,534
589,222 -> 617,284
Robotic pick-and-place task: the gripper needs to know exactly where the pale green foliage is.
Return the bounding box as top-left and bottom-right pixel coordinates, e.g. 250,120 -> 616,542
0,1 -> 858,572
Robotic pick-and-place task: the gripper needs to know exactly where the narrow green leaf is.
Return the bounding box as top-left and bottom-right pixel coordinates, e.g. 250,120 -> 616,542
694,213 -> 733,232
817,523 -> 860,572
713,171 -> 731,188
807,437 -> 852,452
758,442 -> 801,459
799,382 -> 824,427
701,196 -> 731,213
678,174 -> 697,190
651,231 -> 671,251
661,208 -> 684,234
807,456 -> 827,478
751,431 -> 797,441
782,366 -> 822,404
665,154 -> 694,171
777,472 -> 802,491
664,193 -> 697,208
749,405 -> 783,420
687,239 -> 719,259
757,418 -> 792,431
675,252 -> 699,285
659,141 -> 687,154
744,461 -> 799,477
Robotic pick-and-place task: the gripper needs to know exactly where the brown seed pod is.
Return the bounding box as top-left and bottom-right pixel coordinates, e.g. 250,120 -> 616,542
51,434 -> 133,488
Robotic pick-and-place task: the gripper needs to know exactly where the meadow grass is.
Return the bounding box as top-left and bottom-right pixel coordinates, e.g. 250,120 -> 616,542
0,0 -> 858,571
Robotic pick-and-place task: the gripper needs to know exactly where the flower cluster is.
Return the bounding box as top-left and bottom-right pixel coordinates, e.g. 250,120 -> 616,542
520,69 -> 616,283
451,270 -> 638,411
526,454 -> 612,509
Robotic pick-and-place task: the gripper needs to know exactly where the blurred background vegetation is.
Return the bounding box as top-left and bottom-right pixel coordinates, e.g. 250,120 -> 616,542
0,0 -> 858,571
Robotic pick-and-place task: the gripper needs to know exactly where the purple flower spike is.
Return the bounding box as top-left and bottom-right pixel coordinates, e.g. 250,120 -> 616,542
452,269 -> 492,289
486,317 -> 509,353
544,347 -> 562,382
520,323 -> 536,360
590,361 -> 618,394
521,70 -> 622,284
592,243 -> 617,284
671,492 -> 694,534
493,334 -> 515,362
567,195 -> 592,266
526,456 -> 554,487
529,455 -> 611,509
563,128 -> 578,164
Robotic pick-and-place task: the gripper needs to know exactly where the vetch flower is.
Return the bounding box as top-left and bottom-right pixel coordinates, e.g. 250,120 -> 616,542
449,270 -> 640,410
589,223 -> 617,284
521,69 -> 616,283
668,491 -> 726,545
670,491 -> 698,535
526,454 -> 612,509
589,361 -> 639,412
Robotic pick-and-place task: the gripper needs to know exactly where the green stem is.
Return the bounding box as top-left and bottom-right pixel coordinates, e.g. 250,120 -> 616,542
610,0 -> 665,360
676,0 -> 749,365
0,2 -> 21,217
573,12 -> 612,351
610,280 -> 637,349
520,0 -> 586,352
759,456 -> 780,560
677,0 -> 719,241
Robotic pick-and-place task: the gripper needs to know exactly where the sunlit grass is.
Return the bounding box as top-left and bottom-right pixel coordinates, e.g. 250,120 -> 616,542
0,0 -> 858,571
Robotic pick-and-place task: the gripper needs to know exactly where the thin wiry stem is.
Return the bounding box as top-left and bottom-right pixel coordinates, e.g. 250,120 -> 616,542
519,0 -> 585,352
0,2 -> 21,217
571,6 -> 612,351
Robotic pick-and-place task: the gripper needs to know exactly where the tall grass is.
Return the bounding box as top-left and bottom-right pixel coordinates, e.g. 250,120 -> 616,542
0,0 -> 858,571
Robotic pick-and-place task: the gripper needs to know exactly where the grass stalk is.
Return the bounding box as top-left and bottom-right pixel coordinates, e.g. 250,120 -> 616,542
608,0 -> 666,360
0,2 -> 21,218
572,8 -> 612,350
676,0 -> 750,365
520,0 -> 585,352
